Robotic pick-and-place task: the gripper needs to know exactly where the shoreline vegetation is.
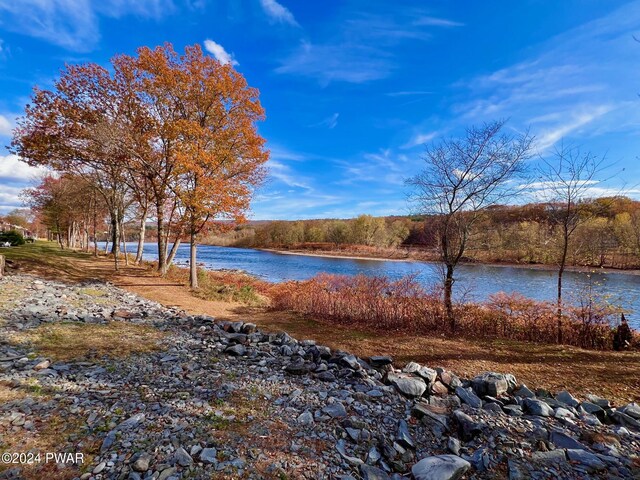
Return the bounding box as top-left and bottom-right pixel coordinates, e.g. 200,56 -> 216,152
2,241 -> 639,404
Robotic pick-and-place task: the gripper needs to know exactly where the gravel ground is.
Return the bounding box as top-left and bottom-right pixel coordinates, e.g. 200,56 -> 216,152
0,274 -> 639,480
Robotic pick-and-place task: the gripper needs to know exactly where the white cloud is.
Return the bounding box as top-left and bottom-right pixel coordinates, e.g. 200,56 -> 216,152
203,39 -> 239,66
413,16 -> 463,28
534,105 -> 614,152
258,0 -> 298,26
276,6 -> 458,84
0,184 -> 24,211
450,1 -> 640,151
0,154 -> 48,182
402,131 -> 438,149
268,160 -> 311,190
311,113 -> 339,129
0,0 -> 174,51
0,114 -> 13,136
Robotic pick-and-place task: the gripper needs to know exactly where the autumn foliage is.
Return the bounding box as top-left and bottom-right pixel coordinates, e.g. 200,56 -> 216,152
268,274 -> 632,350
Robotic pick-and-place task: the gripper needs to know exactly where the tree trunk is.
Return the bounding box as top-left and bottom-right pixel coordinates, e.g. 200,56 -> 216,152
444,264 -> 455,332
557,232 -> 569,344
189,228 -> 198,289
166,236 -> 181,269
135,208 -> 147,265
120,219 -> 129,266
93,205 -> 98,257
156,202 -> 167,274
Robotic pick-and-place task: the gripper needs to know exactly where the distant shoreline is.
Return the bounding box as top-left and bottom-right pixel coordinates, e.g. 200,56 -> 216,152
255,247 -> 640,276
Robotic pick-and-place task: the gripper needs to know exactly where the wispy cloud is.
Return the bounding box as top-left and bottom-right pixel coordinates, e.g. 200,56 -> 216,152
268,160 -> 311,190
386,90 -> 433,97
450,1 -> 640,151
276,41 -> 392,84
258,0 -> 298,26
413,16 -> 464,28
534,105 -> 614,151
203,39 -> 239,66
0,0 -> 175,51
276,5 -> 461,84
311,113 -> 339,129
402,131 -> 438,149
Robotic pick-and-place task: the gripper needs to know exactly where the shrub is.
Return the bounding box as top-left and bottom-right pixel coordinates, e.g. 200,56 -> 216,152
268,273 -> 629,350
0,230 -> 26,246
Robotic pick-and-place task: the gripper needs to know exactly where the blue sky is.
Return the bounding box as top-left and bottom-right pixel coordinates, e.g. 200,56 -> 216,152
0,0 -> 639,219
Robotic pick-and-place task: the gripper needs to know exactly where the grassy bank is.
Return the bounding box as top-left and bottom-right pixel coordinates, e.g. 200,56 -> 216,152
2,241 -> 639,404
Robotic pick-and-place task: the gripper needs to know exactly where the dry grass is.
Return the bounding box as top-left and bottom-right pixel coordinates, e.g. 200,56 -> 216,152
0,410 -> 97,480
8,322 -> 166,361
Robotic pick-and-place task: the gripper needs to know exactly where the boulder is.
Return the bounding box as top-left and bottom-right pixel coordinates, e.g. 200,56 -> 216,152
411,455 -> 470,480
387,373 -> 427,398
523,398 -> 553,417
455,387 -> 482,409
471,372 -> 516,397
556,390 -> 579,408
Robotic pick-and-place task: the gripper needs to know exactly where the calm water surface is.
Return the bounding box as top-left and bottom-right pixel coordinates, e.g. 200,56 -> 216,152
112,242 -> 640,329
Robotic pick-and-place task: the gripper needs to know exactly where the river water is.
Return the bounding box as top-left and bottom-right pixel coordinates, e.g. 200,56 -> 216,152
115,242 -> 640,329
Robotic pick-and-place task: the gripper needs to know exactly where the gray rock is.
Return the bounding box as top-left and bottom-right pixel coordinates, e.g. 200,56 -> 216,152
556,390 -> 579,408
502,404 -> 523,417
360,464 -> 390,480
611,410 -> 640,429
471,372 -> 516,397
566,449 -> 606,471
132,453 -> 152,472
174,447 -> 193,467
523,398 -> 553,417
387,373 -> 426,398
336,439 -> 363,466
447,437 -> 461,455
322,402 -> 347,418
158,467 -> 178,480
402,361 -> 421,374
199,447 -> 217,464
396,419 -> 415,449
550,431 -> 587,450
93,461 -> 107,474
532,450 -> 566,464
224,344 -> 246,356
411,455 -> 471,480
586,394 -> 610,409
297,410 -> 314,426
620,402 -> 640,419
369,356 -> 393,367
455,386 -> 482,409
513,384 -> 535,398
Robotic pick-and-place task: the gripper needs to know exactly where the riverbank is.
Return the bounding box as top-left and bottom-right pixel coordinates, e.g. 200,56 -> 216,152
259,246 -> 640,276
1,241 -> 639,405
1,257 -> 639,479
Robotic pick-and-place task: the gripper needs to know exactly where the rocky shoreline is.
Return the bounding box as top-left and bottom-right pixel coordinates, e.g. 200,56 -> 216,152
0,274 -> 639,480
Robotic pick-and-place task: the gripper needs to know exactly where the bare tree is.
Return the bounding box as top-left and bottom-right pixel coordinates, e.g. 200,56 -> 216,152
536,144 -> 608,342
408,120 -> 532,330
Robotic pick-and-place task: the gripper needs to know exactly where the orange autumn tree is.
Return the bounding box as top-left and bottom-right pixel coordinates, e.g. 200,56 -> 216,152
12,63 -> 131,270
128,44 -> 268,286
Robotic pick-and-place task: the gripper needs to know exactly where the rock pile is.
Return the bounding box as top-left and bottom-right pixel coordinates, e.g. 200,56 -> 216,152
0,274 -> 639,480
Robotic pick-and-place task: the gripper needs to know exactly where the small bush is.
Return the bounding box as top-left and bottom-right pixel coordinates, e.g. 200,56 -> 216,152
0,230 -> 26,246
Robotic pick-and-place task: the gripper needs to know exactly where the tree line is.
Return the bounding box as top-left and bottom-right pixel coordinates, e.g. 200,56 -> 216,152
13,43 -> 269,287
